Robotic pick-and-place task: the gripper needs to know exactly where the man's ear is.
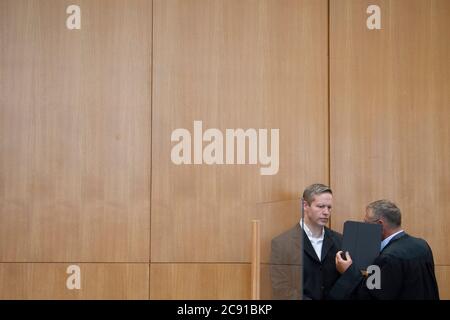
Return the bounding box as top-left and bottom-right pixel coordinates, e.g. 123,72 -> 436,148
303,200 -> 309,210
378,218 -> 385,234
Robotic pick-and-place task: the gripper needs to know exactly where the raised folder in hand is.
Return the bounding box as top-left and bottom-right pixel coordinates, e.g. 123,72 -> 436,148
341,221 -> 382,271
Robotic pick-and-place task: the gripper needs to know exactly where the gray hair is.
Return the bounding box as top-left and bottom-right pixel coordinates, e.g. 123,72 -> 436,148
302,183 -> 332,205
367,200 -> 402,228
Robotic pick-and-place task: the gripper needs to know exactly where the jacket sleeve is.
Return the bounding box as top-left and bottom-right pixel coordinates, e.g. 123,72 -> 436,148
328,263 -> 363,300
329,255 -> 404,300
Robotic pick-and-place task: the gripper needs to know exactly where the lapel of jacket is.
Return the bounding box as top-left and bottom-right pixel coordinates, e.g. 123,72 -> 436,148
321,228 -> 334,262
303,228 -> 321,264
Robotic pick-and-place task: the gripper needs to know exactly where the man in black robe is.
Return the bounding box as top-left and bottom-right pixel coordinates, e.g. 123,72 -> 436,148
331,200 -> 439,300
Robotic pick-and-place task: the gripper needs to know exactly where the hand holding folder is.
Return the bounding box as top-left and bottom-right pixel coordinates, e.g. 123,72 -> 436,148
341,221 -> 382,271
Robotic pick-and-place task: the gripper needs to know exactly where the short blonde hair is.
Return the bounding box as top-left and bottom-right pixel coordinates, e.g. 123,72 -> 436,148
302,183 -> 332,205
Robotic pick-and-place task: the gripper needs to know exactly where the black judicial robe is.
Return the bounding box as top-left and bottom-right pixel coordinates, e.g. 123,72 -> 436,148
270,224 -> 342,300
329,232 -> 440,300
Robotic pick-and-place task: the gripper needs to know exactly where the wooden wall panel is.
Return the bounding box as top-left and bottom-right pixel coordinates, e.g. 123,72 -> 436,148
435,266 -> 450,300
0,263 -> 148,299
256,199 -> 301,263
150,263 -> 250,299
0,0 -> 152,262
152,0 -> 328,263
330,0 -> 450,267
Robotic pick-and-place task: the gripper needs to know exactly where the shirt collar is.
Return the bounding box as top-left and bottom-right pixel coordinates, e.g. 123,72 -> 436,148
300,219 -> 324,240
381,229 -> 404,251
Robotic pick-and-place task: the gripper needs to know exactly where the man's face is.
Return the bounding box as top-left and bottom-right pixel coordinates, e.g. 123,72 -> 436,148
304,193 -> 332,227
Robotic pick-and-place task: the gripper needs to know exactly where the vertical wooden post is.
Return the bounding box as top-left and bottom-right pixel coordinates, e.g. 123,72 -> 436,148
251,220 -> 261,300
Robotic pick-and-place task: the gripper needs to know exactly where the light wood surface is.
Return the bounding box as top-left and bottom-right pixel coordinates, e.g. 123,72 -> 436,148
0,263 -> 149,299
435,266 -> 450,300
150,263 -> 250,299
330,0 -> 450,264
0,0 -> 152,262
256,199 -> 302,263
1,0 -> 449,300
151,0 -> 328,263
251,220 -> 261,300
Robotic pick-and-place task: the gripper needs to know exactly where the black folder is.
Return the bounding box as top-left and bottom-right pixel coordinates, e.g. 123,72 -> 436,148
341,221 -> 382,271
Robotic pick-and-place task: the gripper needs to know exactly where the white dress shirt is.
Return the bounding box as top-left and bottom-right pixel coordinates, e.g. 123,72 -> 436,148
300,219 -> 325,261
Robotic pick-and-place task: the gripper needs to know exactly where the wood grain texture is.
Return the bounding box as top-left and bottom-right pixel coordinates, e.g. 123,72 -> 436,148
330,0 -> 450,264
256,199 -> 302,263
0,0 -> 152,262
435,266 -> 450,300
150,263 -> 250,299
250,220 -> 260,299
0,263 -> 148,299
151,0 -> 328,262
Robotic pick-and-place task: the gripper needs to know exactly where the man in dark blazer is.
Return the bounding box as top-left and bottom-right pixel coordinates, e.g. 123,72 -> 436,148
270,183 -> 343,300
331,200 -> 439,300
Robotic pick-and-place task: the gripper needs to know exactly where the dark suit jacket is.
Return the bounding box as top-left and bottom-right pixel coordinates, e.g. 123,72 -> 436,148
270,223 -> 343,300
329,232 -> 440,300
